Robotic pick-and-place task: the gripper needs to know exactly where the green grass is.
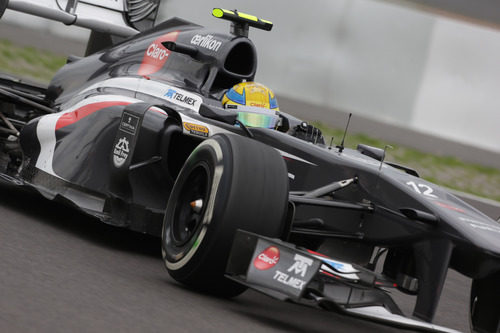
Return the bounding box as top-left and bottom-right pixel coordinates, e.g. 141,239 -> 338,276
1,39 -> 500,201
0,39 -> 66,82
314,121 -> 500,201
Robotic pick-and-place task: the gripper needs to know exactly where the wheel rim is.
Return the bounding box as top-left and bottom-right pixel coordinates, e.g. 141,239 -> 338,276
171,163 -> 210,247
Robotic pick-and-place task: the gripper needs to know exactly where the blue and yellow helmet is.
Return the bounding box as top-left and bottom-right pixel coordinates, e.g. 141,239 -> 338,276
222,82 -> 280,128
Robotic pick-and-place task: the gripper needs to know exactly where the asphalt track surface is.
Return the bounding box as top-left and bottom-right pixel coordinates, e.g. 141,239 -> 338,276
0,182 -> 472,333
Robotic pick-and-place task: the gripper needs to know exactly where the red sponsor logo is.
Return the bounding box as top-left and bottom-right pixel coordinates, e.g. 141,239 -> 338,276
138,31 -> 179,76
434,201 -> 465,213
250,103 -> 266,107
253,246 -> 280,270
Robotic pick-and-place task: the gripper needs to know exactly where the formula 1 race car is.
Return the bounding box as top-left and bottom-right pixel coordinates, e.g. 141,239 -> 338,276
0,2 -> 499,333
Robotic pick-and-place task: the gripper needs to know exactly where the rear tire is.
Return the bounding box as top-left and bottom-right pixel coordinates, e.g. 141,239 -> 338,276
470,272 -> 500,333
162,134 -> 289,297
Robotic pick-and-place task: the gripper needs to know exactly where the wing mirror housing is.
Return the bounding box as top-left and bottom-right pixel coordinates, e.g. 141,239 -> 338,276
400,208 -> 439,225
357,144 -> 385,161
199,103 -> 238,125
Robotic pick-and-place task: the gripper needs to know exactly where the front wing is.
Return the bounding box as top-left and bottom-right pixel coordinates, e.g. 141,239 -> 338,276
225,230 -> 460,333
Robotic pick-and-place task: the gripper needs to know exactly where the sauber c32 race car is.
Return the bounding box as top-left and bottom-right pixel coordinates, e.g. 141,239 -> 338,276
0,2 -> 499,332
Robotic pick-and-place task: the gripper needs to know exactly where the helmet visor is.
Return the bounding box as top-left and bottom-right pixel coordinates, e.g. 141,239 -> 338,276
233,106 -> 278,128
237,112 -> 278,128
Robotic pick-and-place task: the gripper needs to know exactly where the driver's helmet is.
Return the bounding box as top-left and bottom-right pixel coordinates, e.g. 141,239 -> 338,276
222,82 -> 280,129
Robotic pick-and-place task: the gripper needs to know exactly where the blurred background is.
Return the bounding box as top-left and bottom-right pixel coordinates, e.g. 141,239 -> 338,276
2,0 -> 500,158
1,0 -> 500,208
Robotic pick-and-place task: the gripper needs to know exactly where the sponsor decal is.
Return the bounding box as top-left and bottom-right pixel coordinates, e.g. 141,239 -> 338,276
113,137 -> 130,167
287,254 -> 313,277
147,43 -> 168,60
138,31 -> 179,76
190,34 -> 222,52
433,201 -> 465,213
80,78 -> 202,112
273,270 -> 307,290
165,88 -> 197,106
133,79 -> 202,111
253,246 -> 280,270
120,113 -> 140,135
246,239 -> 321,297
250,103 -> 266,108
271,254 -> 313,290
183,122 -> 209,137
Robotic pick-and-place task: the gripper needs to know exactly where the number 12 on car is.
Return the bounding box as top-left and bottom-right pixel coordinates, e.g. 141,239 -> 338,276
406,181 -> 437,198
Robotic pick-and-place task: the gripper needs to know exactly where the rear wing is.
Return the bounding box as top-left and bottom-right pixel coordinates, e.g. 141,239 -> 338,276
0,0 -> 160,52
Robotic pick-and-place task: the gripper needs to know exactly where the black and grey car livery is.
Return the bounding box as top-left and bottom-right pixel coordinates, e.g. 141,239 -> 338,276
0,2 -> 499,333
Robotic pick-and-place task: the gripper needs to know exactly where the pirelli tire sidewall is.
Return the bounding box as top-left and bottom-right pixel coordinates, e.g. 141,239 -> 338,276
161,133 -> 289,295
162,136 -> 230,273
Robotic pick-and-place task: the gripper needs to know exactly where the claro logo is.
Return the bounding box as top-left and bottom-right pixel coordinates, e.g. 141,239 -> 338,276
253,246 -> 280,270
146,43 -> 168,60
138,31 -> 179,76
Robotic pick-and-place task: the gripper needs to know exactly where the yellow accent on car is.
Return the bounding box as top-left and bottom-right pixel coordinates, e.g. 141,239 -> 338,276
212,8 -> 224,18
183,122 -> 209,137
212,8 -> 273,32
238,12 -> 258,22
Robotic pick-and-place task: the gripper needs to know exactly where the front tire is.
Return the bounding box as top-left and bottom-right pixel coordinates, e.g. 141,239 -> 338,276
470,272 -> 500,333
162,134 -> 289,297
